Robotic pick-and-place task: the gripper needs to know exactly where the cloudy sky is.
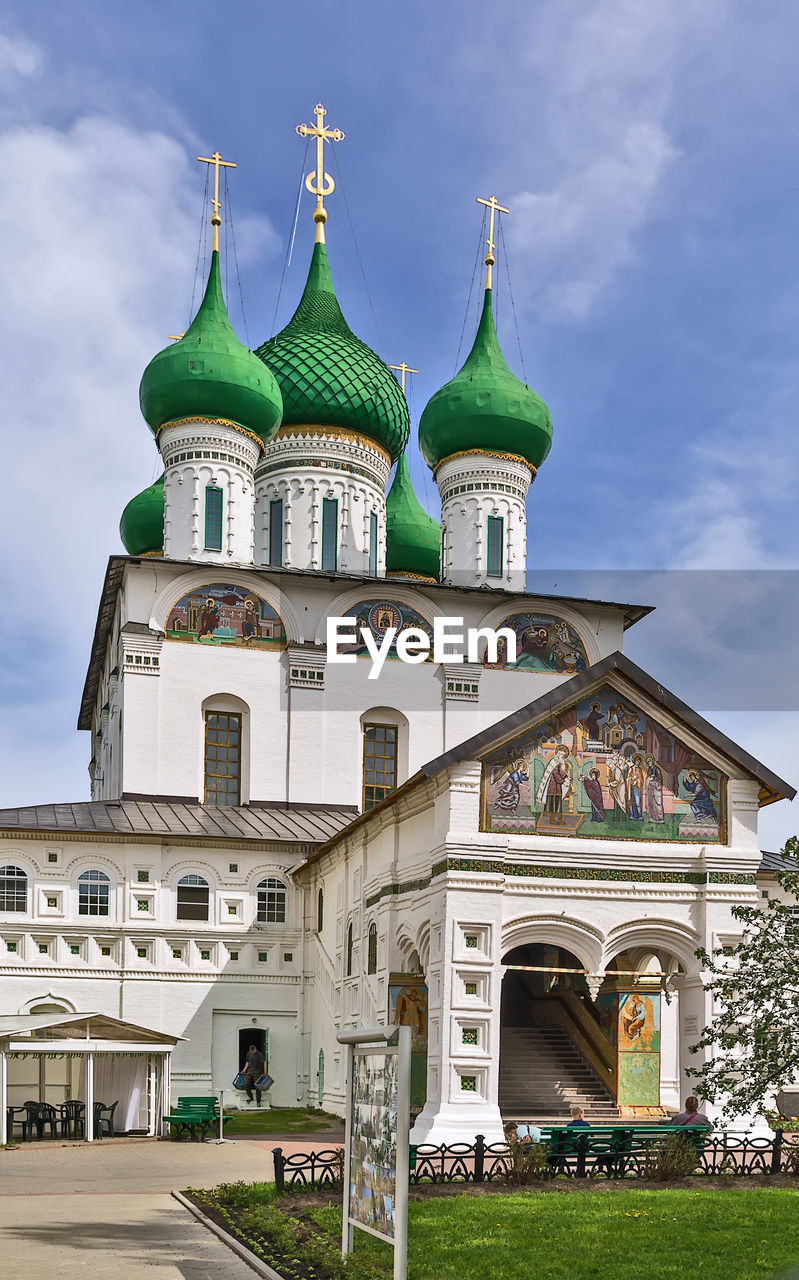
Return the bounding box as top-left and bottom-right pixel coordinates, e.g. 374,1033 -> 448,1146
1,1 -> 797,847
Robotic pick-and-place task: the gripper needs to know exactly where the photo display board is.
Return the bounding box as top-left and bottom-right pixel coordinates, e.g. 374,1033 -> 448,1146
348,1047 -> 400,1241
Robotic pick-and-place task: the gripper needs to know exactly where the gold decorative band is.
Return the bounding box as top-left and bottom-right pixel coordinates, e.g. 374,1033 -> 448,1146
268,424 -> 392,468
433,448 -> 536,479
140,550 -> 164,558
385,571 -> 439,583
157,417 -> 265,452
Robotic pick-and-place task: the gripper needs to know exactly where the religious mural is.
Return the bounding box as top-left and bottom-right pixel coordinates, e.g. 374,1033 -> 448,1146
164,584 -> 287,649
337,600 -> 434,663
481,613 -> 589,674
617,992 -> 661,1106
388,975 -> 428,1117
482,684 -> 725,842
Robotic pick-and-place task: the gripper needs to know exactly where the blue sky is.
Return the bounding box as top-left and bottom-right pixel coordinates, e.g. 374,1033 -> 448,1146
1,1 -> 798,845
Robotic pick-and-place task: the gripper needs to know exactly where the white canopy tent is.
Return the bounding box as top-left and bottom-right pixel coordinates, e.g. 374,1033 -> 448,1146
0,1012 -> 183,1143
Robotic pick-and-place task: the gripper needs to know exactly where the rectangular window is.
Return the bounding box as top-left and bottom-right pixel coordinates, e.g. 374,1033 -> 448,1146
362,724 -> 398,812
269,499 -> 283,567
321,497 -> 338,572
204,712 -> 241,806
368,510 -> 378,577
204,485 -> 223,551
486,515 -> 504,578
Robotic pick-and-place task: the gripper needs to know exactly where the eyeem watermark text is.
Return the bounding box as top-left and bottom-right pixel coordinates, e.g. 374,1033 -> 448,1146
326,617 -> 517,679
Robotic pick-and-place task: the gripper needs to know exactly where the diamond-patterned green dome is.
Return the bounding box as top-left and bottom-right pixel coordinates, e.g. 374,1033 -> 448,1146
419,288 -> 552,472
386,452 -> 440,580
139,251 -> 283,443
120,473 -> 164,556
254,243 -> 409,461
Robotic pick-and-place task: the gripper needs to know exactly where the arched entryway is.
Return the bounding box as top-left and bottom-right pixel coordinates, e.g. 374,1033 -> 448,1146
499,942 -> 619,1121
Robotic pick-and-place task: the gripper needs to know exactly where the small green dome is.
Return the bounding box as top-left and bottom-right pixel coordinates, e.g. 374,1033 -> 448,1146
254,243 -> 409,461
139,251 -> 283,443
386,452 -> 440,581
418,289 -> 552,472
120,473 -> 164,556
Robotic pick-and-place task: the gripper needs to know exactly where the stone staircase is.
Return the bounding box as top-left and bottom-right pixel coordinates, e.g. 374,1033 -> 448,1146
499,1024 -> 620,1121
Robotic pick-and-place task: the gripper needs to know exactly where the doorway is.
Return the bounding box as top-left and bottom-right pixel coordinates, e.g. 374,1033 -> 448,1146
238,1027 -> 267,1070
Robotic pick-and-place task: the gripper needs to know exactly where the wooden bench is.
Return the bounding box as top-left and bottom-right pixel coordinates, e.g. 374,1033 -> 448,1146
162,1095 -> 233,1142
538,1124 -> 709,1177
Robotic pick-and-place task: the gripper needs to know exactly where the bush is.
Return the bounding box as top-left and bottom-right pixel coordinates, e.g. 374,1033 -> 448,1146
641,1133 -> 700,1181
504,1139 -> 551,1185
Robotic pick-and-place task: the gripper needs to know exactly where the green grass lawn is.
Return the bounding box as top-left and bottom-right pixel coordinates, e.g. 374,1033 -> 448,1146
308,1188 -> 799,1279
226,1106 -> 343,1135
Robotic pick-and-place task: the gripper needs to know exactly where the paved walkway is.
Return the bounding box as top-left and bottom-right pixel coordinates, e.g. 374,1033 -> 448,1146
0,1133 -> 340,1277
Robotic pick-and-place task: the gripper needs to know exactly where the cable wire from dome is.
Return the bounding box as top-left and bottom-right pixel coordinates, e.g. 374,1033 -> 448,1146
331,145 -> 385,357
224,169 -> 250,348
188,167 -> 211,330
499,213 -> 528,388
454,206 -> 487,375
270,137 -> 310,338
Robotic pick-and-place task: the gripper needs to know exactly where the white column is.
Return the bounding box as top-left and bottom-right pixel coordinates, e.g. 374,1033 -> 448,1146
0,1051 -> 7,1145
86,1052 -> 94,1142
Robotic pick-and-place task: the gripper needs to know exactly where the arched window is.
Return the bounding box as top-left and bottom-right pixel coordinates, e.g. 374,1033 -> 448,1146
346,922 -> 353,977
257,878 -> 287,924
362,724 -> 398,811
367,923 -> 377,974
78,869 -> 110,916
317,886 -> 324,933
0,865 -> 27,912
177,874 -> 210,921
204,712 -> 241,806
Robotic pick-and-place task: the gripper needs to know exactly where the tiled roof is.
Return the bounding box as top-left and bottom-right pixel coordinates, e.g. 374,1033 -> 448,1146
0,799 -> 358,844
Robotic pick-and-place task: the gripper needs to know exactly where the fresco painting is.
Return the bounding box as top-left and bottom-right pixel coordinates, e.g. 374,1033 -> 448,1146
481,613 -> 589,674
388,975 -> 428,1117
618,992 -> 661,1054
337,600 -> 434,663
165,584 -> 287,648
483,684 -> 725,842
617,1050 -> 661,1107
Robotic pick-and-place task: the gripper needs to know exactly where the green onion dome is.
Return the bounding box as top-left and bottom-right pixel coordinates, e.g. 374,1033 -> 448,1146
254,243 -> 409,462
418,288 -> 552,473
120,473 -> 164,556
385,452 -> 440,581
139,250 -> 283,444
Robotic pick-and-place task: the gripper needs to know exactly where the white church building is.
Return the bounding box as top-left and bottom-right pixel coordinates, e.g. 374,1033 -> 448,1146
0,119 -> 793,1145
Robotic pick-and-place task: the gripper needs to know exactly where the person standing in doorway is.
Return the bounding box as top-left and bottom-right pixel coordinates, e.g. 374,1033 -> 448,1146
242,1043 -> 265,1105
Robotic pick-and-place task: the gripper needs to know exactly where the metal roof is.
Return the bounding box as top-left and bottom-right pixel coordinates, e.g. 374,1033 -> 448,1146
0,799 -> 358,845
0,1012 -> 182,1044
759,849 -> 798,873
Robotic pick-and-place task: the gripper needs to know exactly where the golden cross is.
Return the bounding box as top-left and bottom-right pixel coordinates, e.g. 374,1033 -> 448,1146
296,103 -> 345,243
476,194 -> 509,290
197,151 -> 237,253
389,362 -> 418,394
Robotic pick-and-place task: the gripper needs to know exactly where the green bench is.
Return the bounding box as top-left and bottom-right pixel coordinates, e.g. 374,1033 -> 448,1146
538,1124 -> 709,1177
162,1095 -> 233,1142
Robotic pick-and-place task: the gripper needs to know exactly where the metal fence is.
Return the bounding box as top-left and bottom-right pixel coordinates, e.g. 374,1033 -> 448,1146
272,1130 -> 794,1191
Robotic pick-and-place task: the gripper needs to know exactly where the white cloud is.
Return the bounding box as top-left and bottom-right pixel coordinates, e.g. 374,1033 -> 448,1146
505,0 -> 728,317
0,33 -> 42,85
0,65 -> 281,804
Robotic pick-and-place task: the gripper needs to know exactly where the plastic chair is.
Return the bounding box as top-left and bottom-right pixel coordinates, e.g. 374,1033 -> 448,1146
59,1100 -> 86,1139
24,1102 -> 58,1141
93,1100 -> 118,1138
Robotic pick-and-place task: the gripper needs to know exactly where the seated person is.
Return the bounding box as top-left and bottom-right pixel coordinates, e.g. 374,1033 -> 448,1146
671,1095 -> 712,1128
516,1123 -> 543,1143
566,1105 -> 591,1128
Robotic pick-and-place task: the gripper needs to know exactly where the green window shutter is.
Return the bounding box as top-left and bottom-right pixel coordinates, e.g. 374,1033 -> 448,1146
321,498 -> 338,572
269,499 -> 283,567
486,515 -> 504,578
369,510 -> 378,577
205,486 -> 223,551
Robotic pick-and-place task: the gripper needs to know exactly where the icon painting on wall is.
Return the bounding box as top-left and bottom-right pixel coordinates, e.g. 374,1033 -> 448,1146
165,584 -> 287,649
336,600 -> 435,663
481,613 -> 589,674
482,684 -> 725,842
